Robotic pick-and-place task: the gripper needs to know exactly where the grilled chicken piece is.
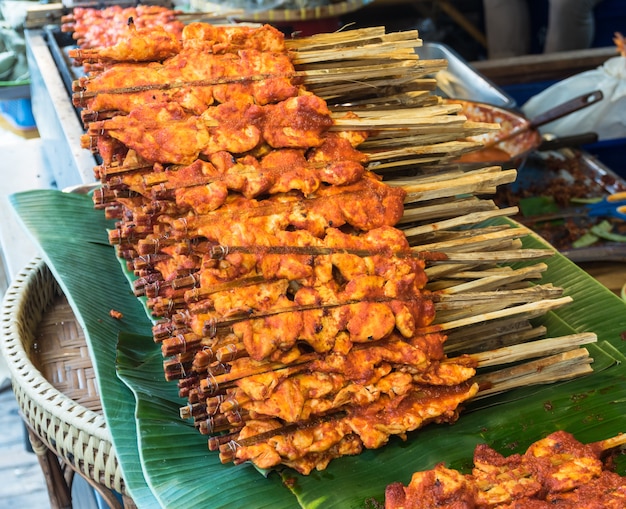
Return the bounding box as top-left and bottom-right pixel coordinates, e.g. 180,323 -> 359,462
386,431 -> 626,509
232,381 -> 478,475
64,5 -> 184,50
70,24 -> 182,63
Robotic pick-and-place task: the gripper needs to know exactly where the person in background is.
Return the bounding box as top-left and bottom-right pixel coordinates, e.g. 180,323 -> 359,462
483,0 -> 604,59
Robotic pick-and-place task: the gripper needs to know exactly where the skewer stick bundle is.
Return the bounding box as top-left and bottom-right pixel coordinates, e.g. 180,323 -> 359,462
67,16 -> 600,474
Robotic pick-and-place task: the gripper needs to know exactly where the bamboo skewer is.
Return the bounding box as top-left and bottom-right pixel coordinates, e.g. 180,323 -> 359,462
289,40 -> 425,65
134,248 -> 552,304
182,332 -> 596,424
470,333 -> 597,368
72,57 -> 442,101
157,287 -> 573,365
415,228 -> 529,255
428,267 -> 547,293
306,77 -> 439,102
332,104 -> 463,120
428,249 -> 551,264
445,324 -> 549,355
399,197 -> 498,224
84,118 -> 488,154
474,348 -> 594,398
118,187 -> 543,293
330,115 -> 468,130
362,125 -> 500,152
134,245 -> 543,307
329,90 -> 437,110
399,170 -> 519,203
106,179 -> 513,242
208,342 -> 596,460
367,140 -> 485,162
93,146 -> 487,192
73,74 -> 288,99
119,225 -> 533,270
445,308 -> 552,342
402,207 -> 520,238
90,144 -> 480,185
284,27 -> 390,50
435,280 -> 560,305
130,243 -> 551,269
394,164 -> 501,184
436,293 -> 559,324
597,433 -> 626,452
432,262 -> 548,289
288,29 -> 422,58
177,287 -> 562,338
429,297 -> 573,331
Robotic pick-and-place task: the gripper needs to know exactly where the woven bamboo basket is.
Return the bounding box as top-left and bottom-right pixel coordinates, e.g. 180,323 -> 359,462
0,258 -> 127,497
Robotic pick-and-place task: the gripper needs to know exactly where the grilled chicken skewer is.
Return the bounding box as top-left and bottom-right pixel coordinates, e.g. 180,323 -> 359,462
385,429 -> 626,508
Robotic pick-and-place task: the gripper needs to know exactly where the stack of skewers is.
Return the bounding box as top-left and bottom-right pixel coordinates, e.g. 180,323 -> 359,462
67,16 -> 598,475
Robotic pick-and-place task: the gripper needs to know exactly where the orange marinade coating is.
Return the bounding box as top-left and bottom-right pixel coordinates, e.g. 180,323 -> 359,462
65,5 -> 184,49
385,431 -> 626,509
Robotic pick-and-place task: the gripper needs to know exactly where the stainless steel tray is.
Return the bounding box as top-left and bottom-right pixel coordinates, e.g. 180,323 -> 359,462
495,148 -> 626,261
416,42 -> 516,109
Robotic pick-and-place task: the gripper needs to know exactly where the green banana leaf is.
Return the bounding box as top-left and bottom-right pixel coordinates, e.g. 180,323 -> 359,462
9,190 -> 160,507
116,332 -> 297,508
10,189 -> 626,509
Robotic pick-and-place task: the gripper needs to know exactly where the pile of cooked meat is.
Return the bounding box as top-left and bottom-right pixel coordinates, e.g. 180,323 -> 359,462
69,15 -> 589,475
385,430 -> 626,508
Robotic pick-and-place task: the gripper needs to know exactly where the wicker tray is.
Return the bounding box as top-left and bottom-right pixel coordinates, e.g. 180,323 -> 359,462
0,258 -> 127,496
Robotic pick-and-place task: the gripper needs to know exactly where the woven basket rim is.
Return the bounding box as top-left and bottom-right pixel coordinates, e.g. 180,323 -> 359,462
1,258 -> 111,441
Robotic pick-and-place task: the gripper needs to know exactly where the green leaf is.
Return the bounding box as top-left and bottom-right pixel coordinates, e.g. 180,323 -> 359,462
10,190 -> 626,509
9,190 -> 160,507
572,231 -> 600,248
519,195 -> 559,217
116,332 -> 296,509
590,220 -> 626,243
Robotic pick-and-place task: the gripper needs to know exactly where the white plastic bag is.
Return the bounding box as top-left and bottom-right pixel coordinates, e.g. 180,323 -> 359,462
522,55 -> 626,141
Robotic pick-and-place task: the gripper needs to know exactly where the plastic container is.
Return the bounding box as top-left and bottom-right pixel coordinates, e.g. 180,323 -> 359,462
0,97 -> 36,130
502,80 -> 625,179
